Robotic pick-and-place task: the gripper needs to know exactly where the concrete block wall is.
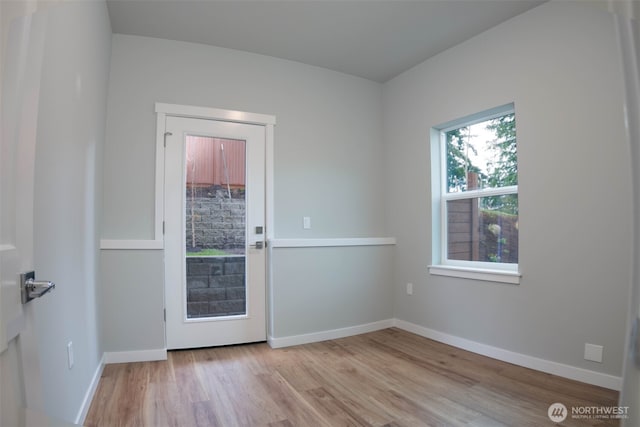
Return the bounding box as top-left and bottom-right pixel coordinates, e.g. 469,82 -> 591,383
186,256 -> 246,317
186,186 -> 245,253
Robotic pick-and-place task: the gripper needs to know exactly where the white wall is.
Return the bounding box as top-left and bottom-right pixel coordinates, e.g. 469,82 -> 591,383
32,0 -> 111,422
101,250 -> 164,351
383,1 -> 631,378
271,245 -> 394,339
103,35 -> 385,240
101,35 -> 391,351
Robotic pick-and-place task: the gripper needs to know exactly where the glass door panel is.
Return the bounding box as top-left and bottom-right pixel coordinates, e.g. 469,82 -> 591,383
184,136 -> 247,318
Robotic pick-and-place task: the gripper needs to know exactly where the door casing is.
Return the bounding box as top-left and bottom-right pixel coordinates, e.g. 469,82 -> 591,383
155,103 -> 276,348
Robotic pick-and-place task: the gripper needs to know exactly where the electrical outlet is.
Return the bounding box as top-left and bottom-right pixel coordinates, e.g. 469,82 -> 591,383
406,283 -> 413,295
584,343 -> 603,363
67,341 -> 74,369
303,216 -> 311,229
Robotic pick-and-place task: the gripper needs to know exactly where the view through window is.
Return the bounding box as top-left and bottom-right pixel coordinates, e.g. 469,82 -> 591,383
441,108 -> 518,267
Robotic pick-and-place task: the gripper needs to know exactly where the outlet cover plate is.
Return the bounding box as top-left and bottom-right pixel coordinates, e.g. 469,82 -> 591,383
584,343 -> 603,363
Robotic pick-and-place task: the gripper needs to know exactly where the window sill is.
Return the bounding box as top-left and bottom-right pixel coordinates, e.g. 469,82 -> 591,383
428,265 -> 521,285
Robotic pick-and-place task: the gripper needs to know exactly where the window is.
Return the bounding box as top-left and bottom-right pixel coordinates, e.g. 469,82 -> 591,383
429,104 -> 520,284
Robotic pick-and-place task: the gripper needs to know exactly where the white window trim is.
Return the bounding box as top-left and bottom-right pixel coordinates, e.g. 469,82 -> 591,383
428,264 -> 521,285
430,104 -> 520,284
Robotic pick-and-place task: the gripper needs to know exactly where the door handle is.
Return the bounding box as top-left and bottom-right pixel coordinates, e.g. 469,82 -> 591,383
250,241 -> 264,249
20,271 -> 56,304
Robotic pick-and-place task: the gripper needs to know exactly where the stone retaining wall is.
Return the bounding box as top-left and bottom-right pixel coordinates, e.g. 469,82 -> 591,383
186,256 -> 246,318
186,185 -> 245,252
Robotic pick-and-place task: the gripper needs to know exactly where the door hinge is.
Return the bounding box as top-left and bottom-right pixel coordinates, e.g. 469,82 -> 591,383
164,131 -> 172,147
163,308 -> 166,322
162,221 -> 165,235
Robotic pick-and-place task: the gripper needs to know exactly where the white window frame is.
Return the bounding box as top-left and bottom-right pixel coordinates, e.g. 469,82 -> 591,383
428,104 -> 521,284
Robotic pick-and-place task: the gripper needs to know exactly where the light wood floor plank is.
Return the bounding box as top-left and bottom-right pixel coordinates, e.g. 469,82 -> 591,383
85,328 -> 620,426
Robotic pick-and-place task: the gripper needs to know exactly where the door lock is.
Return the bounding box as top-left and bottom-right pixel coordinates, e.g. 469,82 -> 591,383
20,271 -> 56,304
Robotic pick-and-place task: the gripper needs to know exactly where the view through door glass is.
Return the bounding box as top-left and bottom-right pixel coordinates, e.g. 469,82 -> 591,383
185,136 -> 247,318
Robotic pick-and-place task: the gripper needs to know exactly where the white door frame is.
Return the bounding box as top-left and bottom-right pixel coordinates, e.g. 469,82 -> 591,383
154,103 -> 276,347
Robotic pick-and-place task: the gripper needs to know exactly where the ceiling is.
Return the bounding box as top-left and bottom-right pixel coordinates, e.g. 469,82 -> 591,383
106,0 -> 547,83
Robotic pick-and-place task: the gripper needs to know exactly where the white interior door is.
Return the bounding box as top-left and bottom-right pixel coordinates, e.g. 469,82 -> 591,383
1,2 -> 46,425
164,116 -> 266,349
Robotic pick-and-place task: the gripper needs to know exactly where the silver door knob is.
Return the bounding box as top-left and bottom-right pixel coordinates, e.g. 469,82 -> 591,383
20,271 -> 55,304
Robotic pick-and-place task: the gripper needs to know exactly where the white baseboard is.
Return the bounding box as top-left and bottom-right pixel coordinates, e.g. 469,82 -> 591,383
393,319 -> 623,391
75,354 -> 105,425
268,319 -> 394,348
103,348 -> 167,364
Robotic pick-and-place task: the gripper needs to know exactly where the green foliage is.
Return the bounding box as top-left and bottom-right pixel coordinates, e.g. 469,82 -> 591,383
484,113 -> 517,214
486,113 -> 517,188
480,208 -> 519,264
186,248 -> 230,257
445,112 -> 518,214
480,208 -> 518,222
446,127 -> 483,191
481,194 -> 518,216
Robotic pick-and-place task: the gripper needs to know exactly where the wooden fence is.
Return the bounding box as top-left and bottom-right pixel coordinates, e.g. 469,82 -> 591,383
186,136 -> 245,187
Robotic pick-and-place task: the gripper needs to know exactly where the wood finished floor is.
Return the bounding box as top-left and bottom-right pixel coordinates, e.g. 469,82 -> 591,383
85,328 -> 619,427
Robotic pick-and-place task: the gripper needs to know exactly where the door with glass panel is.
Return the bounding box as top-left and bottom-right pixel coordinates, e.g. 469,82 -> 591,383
164,116 -> 266,349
